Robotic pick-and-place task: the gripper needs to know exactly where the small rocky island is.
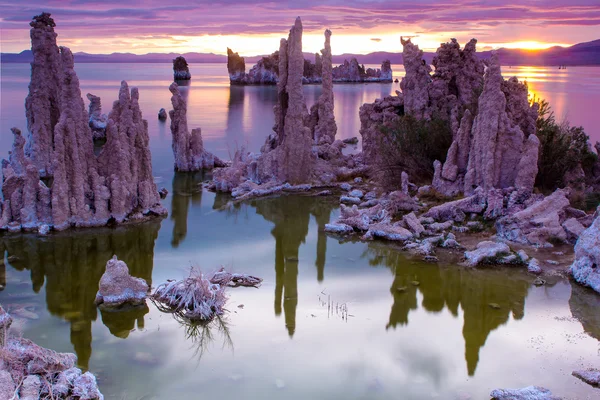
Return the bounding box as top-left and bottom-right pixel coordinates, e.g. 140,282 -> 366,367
173,55 -> 191,81
227,40 -> 392,85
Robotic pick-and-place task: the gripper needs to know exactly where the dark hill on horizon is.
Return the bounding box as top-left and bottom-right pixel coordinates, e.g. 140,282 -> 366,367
2,39 -> 599,66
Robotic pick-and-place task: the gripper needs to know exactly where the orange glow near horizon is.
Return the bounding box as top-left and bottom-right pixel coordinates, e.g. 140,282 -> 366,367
481,41 -> 572,51
48,34 -> 574,56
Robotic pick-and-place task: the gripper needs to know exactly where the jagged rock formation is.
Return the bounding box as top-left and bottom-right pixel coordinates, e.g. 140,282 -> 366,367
24,13 -> 63,176
303,52 -> 322,83
569,207 -> 600,293
227,47 -> 246,82
95,255 -> 149,307
0,14 -> 166,234
432,52 -> 539,196
168,82 -> 226,171
307,29 -> 337,145
400,36 -> 433,120
266,17 -> 313,184
213,21 -> 358,194
173,55 -> 191,80
228,47 -> 392,85
87,93 -> 108,140
229,50 -> 279,85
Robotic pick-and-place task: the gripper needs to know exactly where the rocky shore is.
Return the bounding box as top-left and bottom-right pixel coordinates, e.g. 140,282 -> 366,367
0,305 -> 104,399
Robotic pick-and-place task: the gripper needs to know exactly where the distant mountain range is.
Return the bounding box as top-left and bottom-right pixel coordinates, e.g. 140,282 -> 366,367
2,39 -> 599,66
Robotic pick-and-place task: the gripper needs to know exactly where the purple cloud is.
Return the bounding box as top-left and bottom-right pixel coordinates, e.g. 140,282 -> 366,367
1,0 -> 598,52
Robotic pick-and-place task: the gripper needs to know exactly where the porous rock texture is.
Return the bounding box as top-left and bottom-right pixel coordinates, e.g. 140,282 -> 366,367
168,82 -> 226,171
361,37 -> 540,198
569,208 -> 600,293
433,52 -> 540,196
95,255 -> 150,307
495,189 -> 575,247
399,36 -> 433,120
1,14 -> 167,234
490,386 -> 560,400
0,305 -> 103,399
173,55 -> 191,80
307,29 -> 337,146
87,93 -> 108,140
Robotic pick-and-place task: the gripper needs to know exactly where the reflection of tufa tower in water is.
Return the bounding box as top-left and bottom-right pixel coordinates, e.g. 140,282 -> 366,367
0,221 -> 161,369
252,196 -> 336,337
368,244 -> 530,376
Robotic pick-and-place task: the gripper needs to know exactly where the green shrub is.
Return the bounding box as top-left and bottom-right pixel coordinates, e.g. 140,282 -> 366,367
535,99 -> 597,191
374,114 -> 453,187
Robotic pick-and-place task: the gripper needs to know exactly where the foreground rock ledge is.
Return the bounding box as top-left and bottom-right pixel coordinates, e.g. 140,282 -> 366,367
0,304 -> 104,399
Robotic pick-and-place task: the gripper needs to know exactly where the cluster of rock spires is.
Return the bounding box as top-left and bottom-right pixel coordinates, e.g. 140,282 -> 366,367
0,305 -> 104,399
0,13 -> 166,234
212,18 -> 360,194
361,37 -> 540,197
168,82 -> 226,171
173,55 -> 191,80
227,47 -> 392,85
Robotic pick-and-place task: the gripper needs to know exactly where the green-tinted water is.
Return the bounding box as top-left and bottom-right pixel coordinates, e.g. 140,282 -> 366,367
1,178 -> 599,399
1,63 -> 599,399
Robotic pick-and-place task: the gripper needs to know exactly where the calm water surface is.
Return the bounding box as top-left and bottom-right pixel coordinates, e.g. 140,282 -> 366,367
0,63 -> 599,399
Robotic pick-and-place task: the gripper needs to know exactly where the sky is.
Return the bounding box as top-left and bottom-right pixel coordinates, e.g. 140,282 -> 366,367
1,1 -> 599,56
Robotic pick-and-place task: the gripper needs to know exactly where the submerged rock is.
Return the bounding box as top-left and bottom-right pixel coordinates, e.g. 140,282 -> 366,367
1,14 -> 167,233
168,82 -> 225,171
158,108 -> 167,121
464,241 -> 511,267
569,208 -> 600,293
572,368 -> 600,387
490,386 -> 560,400
95,255 -> 149,307
173,55 -> 191,80
528,258 -> 542,274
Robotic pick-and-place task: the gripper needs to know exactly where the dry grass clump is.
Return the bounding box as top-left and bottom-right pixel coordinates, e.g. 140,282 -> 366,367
150,267 -> 262,321
151,268 -> 227,321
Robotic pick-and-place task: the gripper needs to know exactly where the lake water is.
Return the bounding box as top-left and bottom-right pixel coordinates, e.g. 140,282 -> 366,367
0,63 -> 599,399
